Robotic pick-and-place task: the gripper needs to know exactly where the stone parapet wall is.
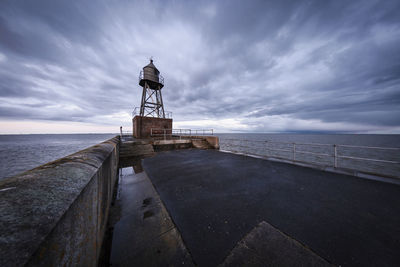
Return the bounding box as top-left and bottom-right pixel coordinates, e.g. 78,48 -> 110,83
0,136 -> 120,267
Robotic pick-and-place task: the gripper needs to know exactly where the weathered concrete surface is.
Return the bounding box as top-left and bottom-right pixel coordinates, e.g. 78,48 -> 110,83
203,136 -> 219,149
152,137 -> 218,151
110,166 -> 194,266
120,141 -> 154,157
119,140 -> 155,168
153,139 -> 191,145
0,137 -> 119,267
153,139 -> 193,151
220,221 -> 332,267
192,139 -> 212,149
143,149 -> 400,267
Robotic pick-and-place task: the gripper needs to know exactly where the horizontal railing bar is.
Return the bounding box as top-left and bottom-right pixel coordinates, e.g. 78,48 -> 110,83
265,148 -> 292,153
237,139 -> 295,145
293,142 -> 334,147
236,144 -> 293,154
151,128 -> 214,131
150,128 -> 214,139
295,150 -> 332,157
337,144 -> 400,150
222,139 -> 334,147
338,155 -> 399,164
150,134 -> 208,136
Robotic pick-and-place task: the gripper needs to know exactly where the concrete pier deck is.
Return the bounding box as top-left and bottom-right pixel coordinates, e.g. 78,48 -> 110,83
139,149 -> 400,267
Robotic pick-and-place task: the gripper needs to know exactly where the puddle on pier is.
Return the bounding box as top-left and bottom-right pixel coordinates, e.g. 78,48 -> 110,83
143,210 -> 154,219
100,159 -> 145,266
100,158 -> 194,266
142,197 -> 152,207
132,160 -> 144,174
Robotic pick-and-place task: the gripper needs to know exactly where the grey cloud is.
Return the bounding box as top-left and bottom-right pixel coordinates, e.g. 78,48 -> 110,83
0,0 -> 399,132
0,16 -> 61,63
0,75 -> 36,97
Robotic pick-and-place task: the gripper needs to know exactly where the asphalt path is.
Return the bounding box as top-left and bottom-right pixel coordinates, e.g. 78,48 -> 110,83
143,149 -> 400,266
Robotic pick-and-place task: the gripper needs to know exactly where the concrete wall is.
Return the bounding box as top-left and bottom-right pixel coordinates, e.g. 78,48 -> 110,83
153,139 -> 193,151
0,137 -> 120,267
133,115 -> 172,138
204,136 -> 219,149
191,136 -> 220,149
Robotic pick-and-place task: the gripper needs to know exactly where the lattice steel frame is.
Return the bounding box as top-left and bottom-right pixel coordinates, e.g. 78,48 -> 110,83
139,81 -> 165,118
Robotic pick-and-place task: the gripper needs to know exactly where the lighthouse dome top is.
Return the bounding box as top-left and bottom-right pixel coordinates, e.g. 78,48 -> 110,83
139,59 -> 164,89
144,59 -> 159,74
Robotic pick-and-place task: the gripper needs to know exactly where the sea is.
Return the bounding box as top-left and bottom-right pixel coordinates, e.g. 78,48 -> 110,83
0,134 -> 115,181
0,133 -> 399,181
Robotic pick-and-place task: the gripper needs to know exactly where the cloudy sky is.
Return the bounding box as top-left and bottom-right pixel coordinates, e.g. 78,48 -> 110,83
0,0 -> 399,134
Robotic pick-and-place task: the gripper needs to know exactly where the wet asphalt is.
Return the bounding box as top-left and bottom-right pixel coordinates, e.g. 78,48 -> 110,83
143,149 -> 400,267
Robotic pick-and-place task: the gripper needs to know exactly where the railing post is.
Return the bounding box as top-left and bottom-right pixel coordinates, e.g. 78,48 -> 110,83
211,129 -> 213,135
293,143 -> 296,161
164,129 -> 166,140
334,144 -> 337,168
120,126 -> 123,137
180,129 -> 182,140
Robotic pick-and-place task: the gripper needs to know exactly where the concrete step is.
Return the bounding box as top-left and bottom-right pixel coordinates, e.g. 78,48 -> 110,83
192,139 -> 211,149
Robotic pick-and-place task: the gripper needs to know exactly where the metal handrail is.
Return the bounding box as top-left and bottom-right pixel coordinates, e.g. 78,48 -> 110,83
295,150 -> 332,157
338,155 -> 398,164
222,138 -> 334,147
132,107 -> 172,118
220,138 -> 400,178
337,144 -> 400,150
151,128 -> 214,140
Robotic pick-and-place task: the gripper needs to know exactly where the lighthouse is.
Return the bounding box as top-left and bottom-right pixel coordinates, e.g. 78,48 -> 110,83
133,59 -> 172,138
138,59 -> 165,118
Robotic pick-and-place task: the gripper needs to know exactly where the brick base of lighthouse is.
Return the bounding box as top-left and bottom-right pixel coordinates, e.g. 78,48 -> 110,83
133,116 -> 173,139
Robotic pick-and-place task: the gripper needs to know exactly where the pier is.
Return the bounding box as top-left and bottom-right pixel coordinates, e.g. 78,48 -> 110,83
110,146 -> 400,267
1,58 -> 399,267
0,135 -> 399,266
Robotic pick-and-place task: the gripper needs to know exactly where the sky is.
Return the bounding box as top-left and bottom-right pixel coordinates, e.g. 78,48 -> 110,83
0,0 -> 399,134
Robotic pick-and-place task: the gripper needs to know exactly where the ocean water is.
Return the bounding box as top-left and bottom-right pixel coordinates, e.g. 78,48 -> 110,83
0,134 -> 115,180
0,133 -> 399,181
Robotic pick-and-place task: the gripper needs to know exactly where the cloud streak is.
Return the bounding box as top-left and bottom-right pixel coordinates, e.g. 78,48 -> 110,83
0,0 -> 399,133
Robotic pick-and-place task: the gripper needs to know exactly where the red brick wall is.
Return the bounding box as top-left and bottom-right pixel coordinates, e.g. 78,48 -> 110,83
133,116 -> 173,138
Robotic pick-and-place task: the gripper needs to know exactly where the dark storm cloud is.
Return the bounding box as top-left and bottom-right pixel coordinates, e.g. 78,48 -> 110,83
0,0 -> 399,132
